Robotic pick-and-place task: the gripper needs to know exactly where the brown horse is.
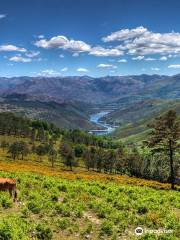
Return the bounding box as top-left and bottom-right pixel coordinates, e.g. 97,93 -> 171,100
0,178 -> 17,202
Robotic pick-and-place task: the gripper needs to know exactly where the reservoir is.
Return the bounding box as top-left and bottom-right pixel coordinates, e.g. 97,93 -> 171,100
89,111 -> 116,135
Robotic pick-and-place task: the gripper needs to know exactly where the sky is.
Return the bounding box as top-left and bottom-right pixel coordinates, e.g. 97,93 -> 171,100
1,0 -> 180,77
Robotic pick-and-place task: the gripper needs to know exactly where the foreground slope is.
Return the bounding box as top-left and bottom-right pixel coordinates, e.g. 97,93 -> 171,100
0,170 -> 179,240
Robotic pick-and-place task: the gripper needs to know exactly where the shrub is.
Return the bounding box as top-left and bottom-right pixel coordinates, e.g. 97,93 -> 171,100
28,201 -> 42,214
0,193 -> 13,209
58,184 -> 67,192
57,218 -> 70,230
100,220 -> 113,236
35,224 -> 53,240
0,223 -> 12,240
137,206 -> 149,215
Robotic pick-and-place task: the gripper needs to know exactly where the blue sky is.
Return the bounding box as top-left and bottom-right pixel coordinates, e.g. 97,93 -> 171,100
1,0 -> 180,77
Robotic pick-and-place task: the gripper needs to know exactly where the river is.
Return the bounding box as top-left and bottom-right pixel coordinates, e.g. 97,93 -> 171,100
89,111 -> 116,135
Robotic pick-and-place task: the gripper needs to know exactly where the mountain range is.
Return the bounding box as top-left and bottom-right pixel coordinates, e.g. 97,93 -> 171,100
0,74 -> 179,136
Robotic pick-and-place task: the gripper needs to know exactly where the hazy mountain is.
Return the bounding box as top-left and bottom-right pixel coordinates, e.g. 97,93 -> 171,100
0,74 -> 179,131
1,74 -> 178,104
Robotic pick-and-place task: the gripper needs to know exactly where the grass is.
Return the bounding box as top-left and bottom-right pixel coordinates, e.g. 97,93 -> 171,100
0,171 -> 179,240
0,135 -> 179,239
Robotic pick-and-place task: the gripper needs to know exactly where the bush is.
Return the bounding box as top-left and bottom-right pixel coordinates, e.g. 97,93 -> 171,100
137,206 -> 149,215
28,201 -> 42,214
100,220 -> 113,236
57,218 -> 70,230
0,223 -> 12,240
35,224 -> 53,240
0,193 -> 13,209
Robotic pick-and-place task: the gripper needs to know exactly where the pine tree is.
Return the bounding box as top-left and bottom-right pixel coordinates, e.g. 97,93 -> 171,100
147,110 -> 180,189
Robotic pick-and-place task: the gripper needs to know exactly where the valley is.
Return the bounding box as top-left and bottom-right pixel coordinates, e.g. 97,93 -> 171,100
89,111 -> 118,135
0,74 -> 179,141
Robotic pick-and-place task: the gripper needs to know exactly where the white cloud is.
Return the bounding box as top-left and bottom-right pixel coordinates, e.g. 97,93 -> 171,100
159,56 -> 167,61
9,55 -> 32,63
61,67 -> 68,72
89,46 -> 123,57
0,44 -> 26,52
72,52 -> 79,57
103,26 -> 180,56
118,59 -> 127,63
97,63 -> 117,69
168,64 -> 180,69
144,57 -> 156,61
77,68 -> 89,72
102,26 -> 147,42
35,35 -> 91,53
151,67 -> 160,71
35,34 -> 123,57
132,56 -> 144,60
38,69 -> 61,77
0,14 -> 6,19
25,51 -> 40,58
59,54 -> 64,58
38,35 -> 44,39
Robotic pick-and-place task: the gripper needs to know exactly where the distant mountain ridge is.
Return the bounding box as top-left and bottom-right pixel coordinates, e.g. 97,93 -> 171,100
1,74 -> 179,104
0,74 -> 179,133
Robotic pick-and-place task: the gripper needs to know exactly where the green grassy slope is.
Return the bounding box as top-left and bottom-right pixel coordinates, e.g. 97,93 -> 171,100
0,95 -> 96,130
0,171 -> 179,240
109,100 -> 180,141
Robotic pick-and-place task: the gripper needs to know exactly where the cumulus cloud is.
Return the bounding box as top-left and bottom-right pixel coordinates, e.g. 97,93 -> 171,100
0,44 -> 26,52
38,69 -> 61,77
151,67 -> 160,71
59,54 -> 64,58
118,59 -> 127,63
0,14 -> 6,19
97,63 -> 117,69
35,35 -> 91,53
35,35 -> 123,57
9,55 -> 32,63
168,64 -> 180,69
89,46 -> 123,57
103,26 -> 180,56
77,68 -> 89,72
102,26 -> 147,42
132,56 -> 144,60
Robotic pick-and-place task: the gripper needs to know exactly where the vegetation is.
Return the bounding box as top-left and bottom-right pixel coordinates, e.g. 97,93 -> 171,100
146,110 -> 180,189
0,110 -> 179,239
0,171 -> 179,239
0,111 -> 179,185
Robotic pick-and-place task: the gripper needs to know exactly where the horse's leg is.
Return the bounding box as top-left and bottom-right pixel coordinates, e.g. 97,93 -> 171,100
9,189 -> 12,198
14,189 -> 17,202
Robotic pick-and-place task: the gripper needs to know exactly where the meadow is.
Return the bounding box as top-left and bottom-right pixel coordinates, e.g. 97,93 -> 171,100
0,170 -> 179,240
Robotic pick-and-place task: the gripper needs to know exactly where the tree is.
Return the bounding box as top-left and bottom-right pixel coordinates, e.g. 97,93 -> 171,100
59,141 -> 77,170
18,141 -> 29,160
84,147 -> 91,171
48,147 -> 57,168
1,140 -> 9,152
147,110 -> 180,189
35,144 -> 47,161
8,142 -> 20,160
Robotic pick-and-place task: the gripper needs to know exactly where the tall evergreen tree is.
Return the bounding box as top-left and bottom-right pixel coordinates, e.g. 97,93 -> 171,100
147,110 -> 180,189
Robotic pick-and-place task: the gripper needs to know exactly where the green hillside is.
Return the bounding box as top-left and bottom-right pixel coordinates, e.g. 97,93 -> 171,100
0,171 -> 179,240
107,100 -> 180,141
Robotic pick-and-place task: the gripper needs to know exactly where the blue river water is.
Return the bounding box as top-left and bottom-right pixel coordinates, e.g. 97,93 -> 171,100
89,111 -> 116,135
